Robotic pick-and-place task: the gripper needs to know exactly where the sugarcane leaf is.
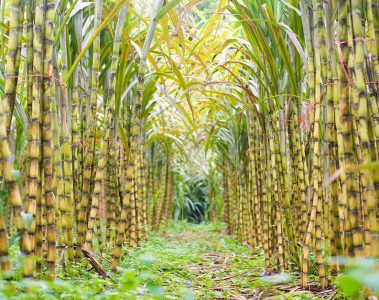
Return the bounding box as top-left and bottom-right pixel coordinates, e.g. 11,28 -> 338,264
279,0 -> 301,15
130,40 -> 143,59
65,0 -> 129,81
155,0 -> 182,22
54,0 -> 80,46
69,1 -> 92,19
279,22 -> 307,66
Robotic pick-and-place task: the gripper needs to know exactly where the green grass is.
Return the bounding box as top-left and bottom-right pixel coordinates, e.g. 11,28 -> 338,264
1,221 -> 340,299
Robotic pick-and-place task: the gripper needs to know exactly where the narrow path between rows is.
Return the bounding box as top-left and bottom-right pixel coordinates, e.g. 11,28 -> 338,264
126,222 -> 336,299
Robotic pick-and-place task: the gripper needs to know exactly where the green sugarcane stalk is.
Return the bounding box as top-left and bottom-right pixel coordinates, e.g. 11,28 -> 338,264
112,0 -> 164,269
26,0 -> 45,278
42,0 -> 57,279
76,0 -> 103,255
338,0 -> 363,257
25,0 -> 34,120
301,1 -> 325,287
0,101 -> 33,277
0,104 -> 11,274
83,4 -> 128,251
366,0 -> 379,84
269,117 -> 284,272
351,0 -> 379,257
56,0 -> 75,261
3,0 -> 24,136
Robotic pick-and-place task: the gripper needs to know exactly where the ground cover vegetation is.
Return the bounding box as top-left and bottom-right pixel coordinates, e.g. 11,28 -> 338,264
0,0 -> 378,299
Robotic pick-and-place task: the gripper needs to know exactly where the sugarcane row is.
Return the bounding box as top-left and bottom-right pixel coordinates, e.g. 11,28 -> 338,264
221,0 -> 379,289
0,0 -> 174,279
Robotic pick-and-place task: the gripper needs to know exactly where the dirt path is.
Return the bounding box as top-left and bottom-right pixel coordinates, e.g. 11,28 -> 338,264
132,222 -> 336,299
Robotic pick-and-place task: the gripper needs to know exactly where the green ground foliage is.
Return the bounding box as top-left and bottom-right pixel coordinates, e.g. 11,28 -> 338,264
2,221 -> 367,299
